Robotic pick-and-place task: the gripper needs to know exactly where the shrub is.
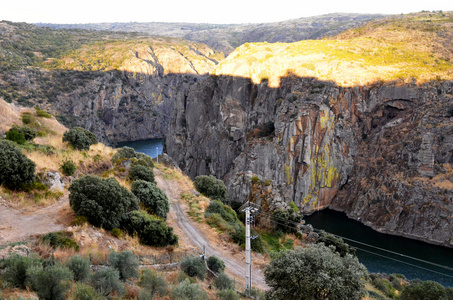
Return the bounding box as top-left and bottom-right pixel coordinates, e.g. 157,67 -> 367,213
62,127 -> 98,150
123,210 -> 178,247
111,228 -> 124,238
131,180 -> 169,219
112,146 -> 139,163
318,231 -> 356,257
35,107 -> 52,118
2,254 -> 42,289
400,280 -> 447,300
5,127 -> 26,144
60,159 -> 76,176
71,283 -> 101,300
132,156 -> 154,169
11,125 -> 37,141
179,255 -> 207,280
108,250 -> 139,281
194,175 -> 227,202
69,175 -> 139,230
205,200 -> 238,224
264,244 -> 368,300
207,256 -> 225,274
171,278 -> 208,300
91,267 -> 126,297
0,140 -> 36,189
217,289 -> 240,300
40,231 -> 79,251
129,165 -> 155,183
26,264 -> 73,300
272,208 -> 303,234
139,269 -> 168,298
66,255 -> 91,282
214,272 -> 235,290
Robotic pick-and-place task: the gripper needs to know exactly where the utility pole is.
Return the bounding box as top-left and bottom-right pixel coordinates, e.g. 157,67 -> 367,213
239,201 -> 259,295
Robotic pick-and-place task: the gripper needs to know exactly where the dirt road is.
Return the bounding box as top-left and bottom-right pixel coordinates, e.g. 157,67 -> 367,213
155,169 -> 268,290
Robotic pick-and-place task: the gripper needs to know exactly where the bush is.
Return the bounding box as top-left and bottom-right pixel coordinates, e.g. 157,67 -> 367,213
217,289 -> 240,300
108,250 -> 139,281
400,280 -> 447,300
2,254 -> 42,289
207,256 -> 225,274
132,156 -> 154,169
123,210 -> 178,247
35,107 -> 52,118
272,208 -> 303,234
214,272 -> 235,290
131,180 -> 169,220
26,264 -> 73,300
139,269 -> 168,298
194,175 -> 227,202
66,255 -> 91,282
129,165 -> 155,183
40,231 -> 79,251
205,200 -> 238,224
264,244 -> 368,300
0,140 -> 36,190
6,127 -> 25,144
62,127 -> 98,150
69,175 -> 139,230
179,255 -> 207,280
171,278 -> 208,300
71,283 -> 101,300
91,267 -> 126,297
318,231 -> 356,257
7,125 -> 37,141
60,159 -> 76,176
111,228 -> 124,238
112,147 -> 153,167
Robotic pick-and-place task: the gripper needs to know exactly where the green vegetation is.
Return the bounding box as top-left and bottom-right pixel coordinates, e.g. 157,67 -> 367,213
264,244 -> 368,300
139,269 -> 168,299
107,250 -> 139,281
318,230 -> 357,257
65,255 -> 91,282
272,208 -> 303,234
91,267 -> 126,297
26,264 -> 73,300
194,175 -> 227,202
122,210 -> 178,247
0,140 -> 36,190
62,127 -> 98,150
179,255 -> 207,280
128,164 -> 155,183
207,255 -> 225,273
68,175 -> 139,230
131,179 -> 170,220
60,158 -> 77,176
171,278 -> 209,300
401,280 -> 451,300
40,231 -> 79,251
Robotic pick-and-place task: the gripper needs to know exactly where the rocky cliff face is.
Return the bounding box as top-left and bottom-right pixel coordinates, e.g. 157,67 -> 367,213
167,75 -> 453,247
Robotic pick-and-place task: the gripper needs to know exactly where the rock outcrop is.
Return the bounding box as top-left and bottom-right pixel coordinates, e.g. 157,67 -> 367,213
166,75 -> 453,247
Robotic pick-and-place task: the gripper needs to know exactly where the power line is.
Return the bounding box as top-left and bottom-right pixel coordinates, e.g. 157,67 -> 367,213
251,210 -> 453,277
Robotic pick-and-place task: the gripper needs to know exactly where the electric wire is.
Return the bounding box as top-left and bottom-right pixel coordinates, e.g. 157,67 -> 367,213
249,210 -> 453,278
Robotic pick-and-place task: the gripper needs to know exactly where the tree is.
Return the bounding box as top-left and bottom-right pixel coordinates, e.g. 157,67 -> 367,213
318,231 -> 356,257
69,175 -> 139,230
400,280 -> 448,300
91,267 -> 126,297
122,210 -> 178,247
272,208 -> 303,234
131,180 -> 169,219
264,244 -> 368,300
214,272 -> 235,290
0,140 -> 36,190
108,250 -> 139,281
26,264 -> 73,300
194,175 -> 227,202
139,269 -> 168,298
179,255 -> 207,280
207,256 -> 226,273
129,165 -> 155,183
171,278 -> 209,300
62,127 -> 97,150
2,254 -> 42,289
66,255 -> 91,282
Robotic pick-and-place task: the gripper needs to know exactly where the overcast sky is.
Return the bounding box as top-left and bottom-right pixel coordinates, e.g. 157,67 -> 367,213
2,0 -> 452,24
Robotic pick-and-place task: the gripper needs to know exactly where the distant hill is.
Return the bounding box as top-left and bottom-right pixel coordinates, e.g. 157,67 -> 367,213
37,13 -> 387,54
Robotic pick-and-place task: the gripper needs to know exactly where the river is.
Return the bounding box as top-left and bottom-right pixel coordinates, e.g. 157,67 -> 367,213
120,138 -> 453,287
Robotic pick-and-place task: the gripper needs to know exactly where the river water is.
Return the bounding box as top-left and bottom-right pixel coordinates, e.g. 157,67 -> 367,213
120,138 -> 453,287
305,209 -> 453,287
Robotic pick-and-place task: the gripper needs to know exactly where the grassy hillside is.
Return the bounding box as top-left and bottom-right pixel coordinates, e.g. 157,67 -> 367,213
213,11 -> 453,87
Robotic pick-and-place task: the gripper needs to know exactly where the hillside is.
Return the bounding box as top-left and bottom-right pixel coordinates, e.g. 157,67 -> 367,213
213,11 -> 453,87
0,21 -> 221,143
37,13 -> 386,54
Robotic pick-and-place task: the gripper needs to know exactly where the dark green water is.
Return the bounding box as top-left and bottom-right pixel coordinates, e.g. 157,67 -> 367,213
304,209 -> 453,286
117,138 -> 163,159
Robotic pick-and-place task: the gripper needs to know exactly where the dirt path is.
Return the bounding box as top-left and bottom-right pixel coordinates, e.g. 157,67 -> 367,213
155,169 -> 268,290
0,195 -> 69,247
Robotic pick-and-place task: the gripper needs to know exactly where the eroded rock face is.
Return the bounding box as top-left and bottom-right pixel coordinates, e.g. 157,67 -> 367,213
166,75 -> 453,247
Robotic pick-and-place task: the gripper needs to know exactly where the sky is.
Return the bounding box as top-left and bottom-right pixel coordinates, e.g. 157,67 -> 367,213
2,0 -> 453,24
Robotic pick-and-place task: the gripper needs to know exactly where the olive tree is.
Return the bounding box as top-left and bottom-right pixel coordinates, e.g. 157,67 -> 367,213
0,140 -> 36,190
264,244 -> 368,300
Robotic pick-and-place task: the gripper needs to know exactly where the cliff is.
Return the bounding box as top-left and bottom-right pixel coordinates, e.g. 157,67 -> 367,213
167,74 -> 453,247
167,12 -> 453,247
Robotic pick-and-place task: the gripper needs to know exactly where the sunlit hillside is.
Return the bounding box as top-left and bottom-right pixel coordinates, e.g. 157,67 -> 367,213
213,11 -> 453,87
